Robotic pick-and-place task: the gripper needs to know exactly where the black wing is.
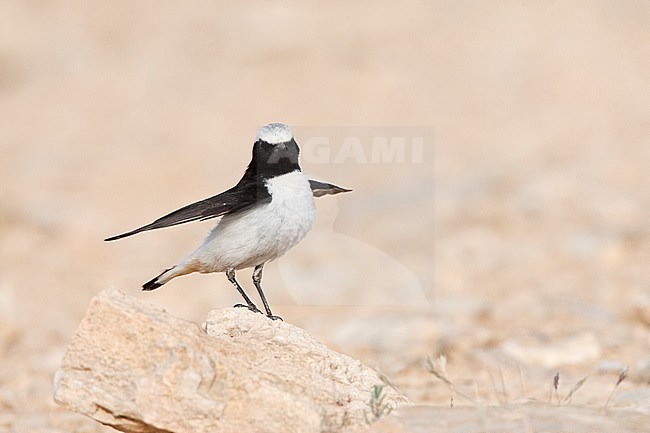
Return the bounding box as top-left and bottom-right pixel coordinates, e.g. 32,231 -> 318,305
105,178 -> 269,241
309,180 -> 352,198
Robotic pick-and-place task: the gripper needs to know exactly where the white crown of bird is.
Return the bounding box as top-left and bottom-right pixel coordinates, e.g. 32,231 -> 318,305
256,123 -> 293,144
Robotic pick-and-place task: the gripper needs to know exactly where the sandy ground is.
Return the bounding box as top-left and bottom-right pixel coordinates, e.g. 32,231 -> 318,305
0,1 -> 649,432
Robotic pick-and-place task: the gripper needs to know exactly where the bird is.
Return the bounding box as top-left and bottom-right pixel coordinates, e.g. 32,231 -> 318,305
105,123 -> 350,320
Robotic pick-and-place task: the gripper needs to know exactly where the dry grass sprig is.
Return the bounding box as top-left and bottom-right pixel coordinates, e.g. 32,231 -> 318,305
426,354 -> 478,404
561,375 -> 589,405
604,366 -> 629,408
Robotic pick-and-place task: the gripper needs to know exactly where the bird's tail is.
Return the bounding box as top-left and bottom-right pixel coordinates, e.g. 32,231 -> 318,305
142,267 -> 178,291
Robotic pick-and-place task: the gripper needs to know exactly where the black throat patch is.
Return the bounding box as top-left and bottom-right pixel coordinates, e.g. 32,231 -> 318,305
244,138 -> 302,181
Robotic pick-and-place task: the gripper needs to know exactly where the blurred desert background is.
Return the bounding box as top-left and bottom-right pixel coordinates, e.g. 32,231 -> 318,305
1,1 -> 649,431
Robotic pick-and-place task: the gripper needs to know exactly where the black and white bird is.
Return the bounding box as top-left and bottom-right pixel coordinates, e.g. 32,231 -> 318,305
105,123 -> 350,320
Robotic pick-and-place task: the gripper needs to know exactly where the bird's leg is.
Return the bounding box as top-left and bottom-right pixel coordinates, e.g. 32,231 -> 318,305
226,268 -> 261,314
252,263 -> 282,321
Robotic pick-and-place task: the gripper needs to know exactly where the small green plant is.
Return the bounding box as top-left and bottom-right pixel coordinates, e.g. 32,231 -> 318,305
364,384 -> 393,424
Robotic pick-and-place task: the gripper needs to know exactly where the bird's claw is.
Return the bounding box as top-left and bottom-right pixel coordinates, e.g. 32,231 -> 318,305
233,303 -> 262,314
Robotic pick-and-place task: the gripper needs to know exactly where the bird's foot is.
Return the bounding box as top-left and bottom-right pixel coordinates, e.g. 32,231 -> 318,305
233,303 -> 262,314
266,314 -> 283,321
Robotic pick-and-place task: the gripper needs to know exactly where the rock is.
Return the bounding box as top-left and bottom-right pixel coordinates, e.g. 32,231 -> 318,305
629,291 -> 650,327
597,359 -> 628,374
611,388 -> 650,408
500,332 -> 601,367
361,404 -> 650,433
0,282 -> 21,355
633,357 -> 650,383
53,288 -> 410,433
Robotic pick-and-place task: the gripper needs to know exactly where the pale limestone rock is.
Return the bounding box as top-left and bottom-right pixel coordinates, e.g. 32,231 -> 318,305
53,288 -> 410,433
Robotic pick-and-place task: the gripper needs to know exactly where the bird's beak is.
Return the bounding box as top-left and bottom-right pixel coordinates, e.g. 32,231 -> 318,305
268,141 -> 297,164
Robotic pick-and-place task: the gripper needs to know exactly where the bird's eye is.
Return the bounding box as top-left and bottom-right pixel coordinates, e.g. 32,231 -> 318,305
256,140 -> 271,149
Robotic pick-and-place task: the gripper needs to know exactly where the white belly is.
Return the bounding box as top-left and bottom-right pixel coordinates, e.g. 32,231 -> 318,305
187,170 -> 316,272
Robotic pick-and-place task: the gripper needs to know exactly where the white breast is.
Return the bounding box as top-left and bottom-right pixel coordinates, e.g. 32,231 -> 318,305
188,170 -> 316,272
